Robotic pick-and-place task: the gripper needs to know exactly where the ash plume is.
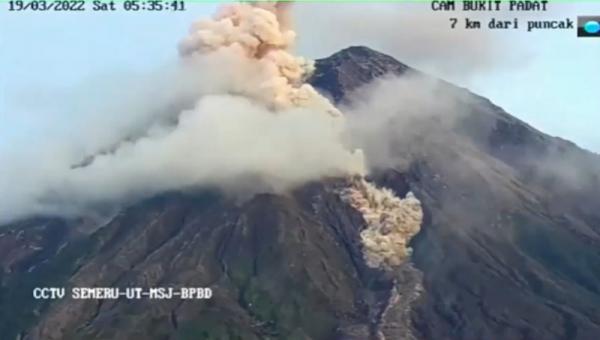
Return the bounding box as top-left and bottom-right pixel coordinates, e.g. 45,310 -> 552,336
178,2 -> 336,114
0,2 -> 365,224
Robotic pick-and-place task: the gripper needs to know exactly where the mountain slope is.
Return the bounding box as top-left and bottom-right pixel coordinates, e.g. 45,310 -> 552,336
1,46 -> 599,340
310,46 -> 600,340
17,185 -> 421,340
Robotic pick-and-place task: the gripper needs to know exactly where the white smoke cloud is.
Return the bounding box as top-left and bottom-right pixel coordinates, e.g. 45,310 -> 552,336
342,74 -> 472,171
13,94 -> 363,218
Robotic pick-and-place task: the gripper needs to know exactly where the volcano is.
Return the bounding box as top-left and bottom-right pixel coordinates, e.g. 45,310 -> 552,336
1,46 -> 600,340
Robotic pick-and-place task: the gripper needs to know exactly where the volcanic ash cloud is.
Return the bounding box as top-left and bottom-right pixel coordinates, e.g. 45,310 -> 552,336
65,2 -> 369,202
2,2 -> 423,267
0,2 -> 367,223
179,2 -> 340,115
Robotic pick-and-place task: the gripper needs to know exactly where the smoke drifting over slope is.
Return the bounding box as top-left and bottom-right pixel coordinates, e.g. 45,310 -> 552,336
341,74 -> 472,171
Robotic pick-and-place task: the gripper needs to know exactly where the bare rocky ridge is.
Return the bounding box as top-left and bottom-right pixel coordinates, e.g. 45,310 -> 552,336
1,46 -> 599,339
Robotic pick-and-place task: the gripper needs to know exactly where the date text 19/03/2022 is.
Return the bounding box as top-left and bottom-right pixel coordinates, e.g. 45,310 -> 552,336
7,0 -> 186,12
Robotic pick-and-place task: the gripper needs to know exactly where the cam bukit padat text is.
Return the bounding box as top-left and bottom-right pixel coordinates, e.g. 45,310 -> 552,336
432,0 -> 550,12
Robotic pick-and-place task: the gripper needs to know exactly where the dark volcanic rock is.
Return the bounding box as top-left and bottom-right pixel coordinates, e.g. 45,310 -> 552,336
309,46 -> 411,103
1,46 -> 600,340
19,186 -> 412,340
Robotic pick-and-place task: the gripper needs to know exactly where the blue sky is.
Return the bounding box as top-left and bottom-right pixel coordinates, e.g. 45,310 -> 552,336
1,2 -> 598,152
466,4 -> 600,153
